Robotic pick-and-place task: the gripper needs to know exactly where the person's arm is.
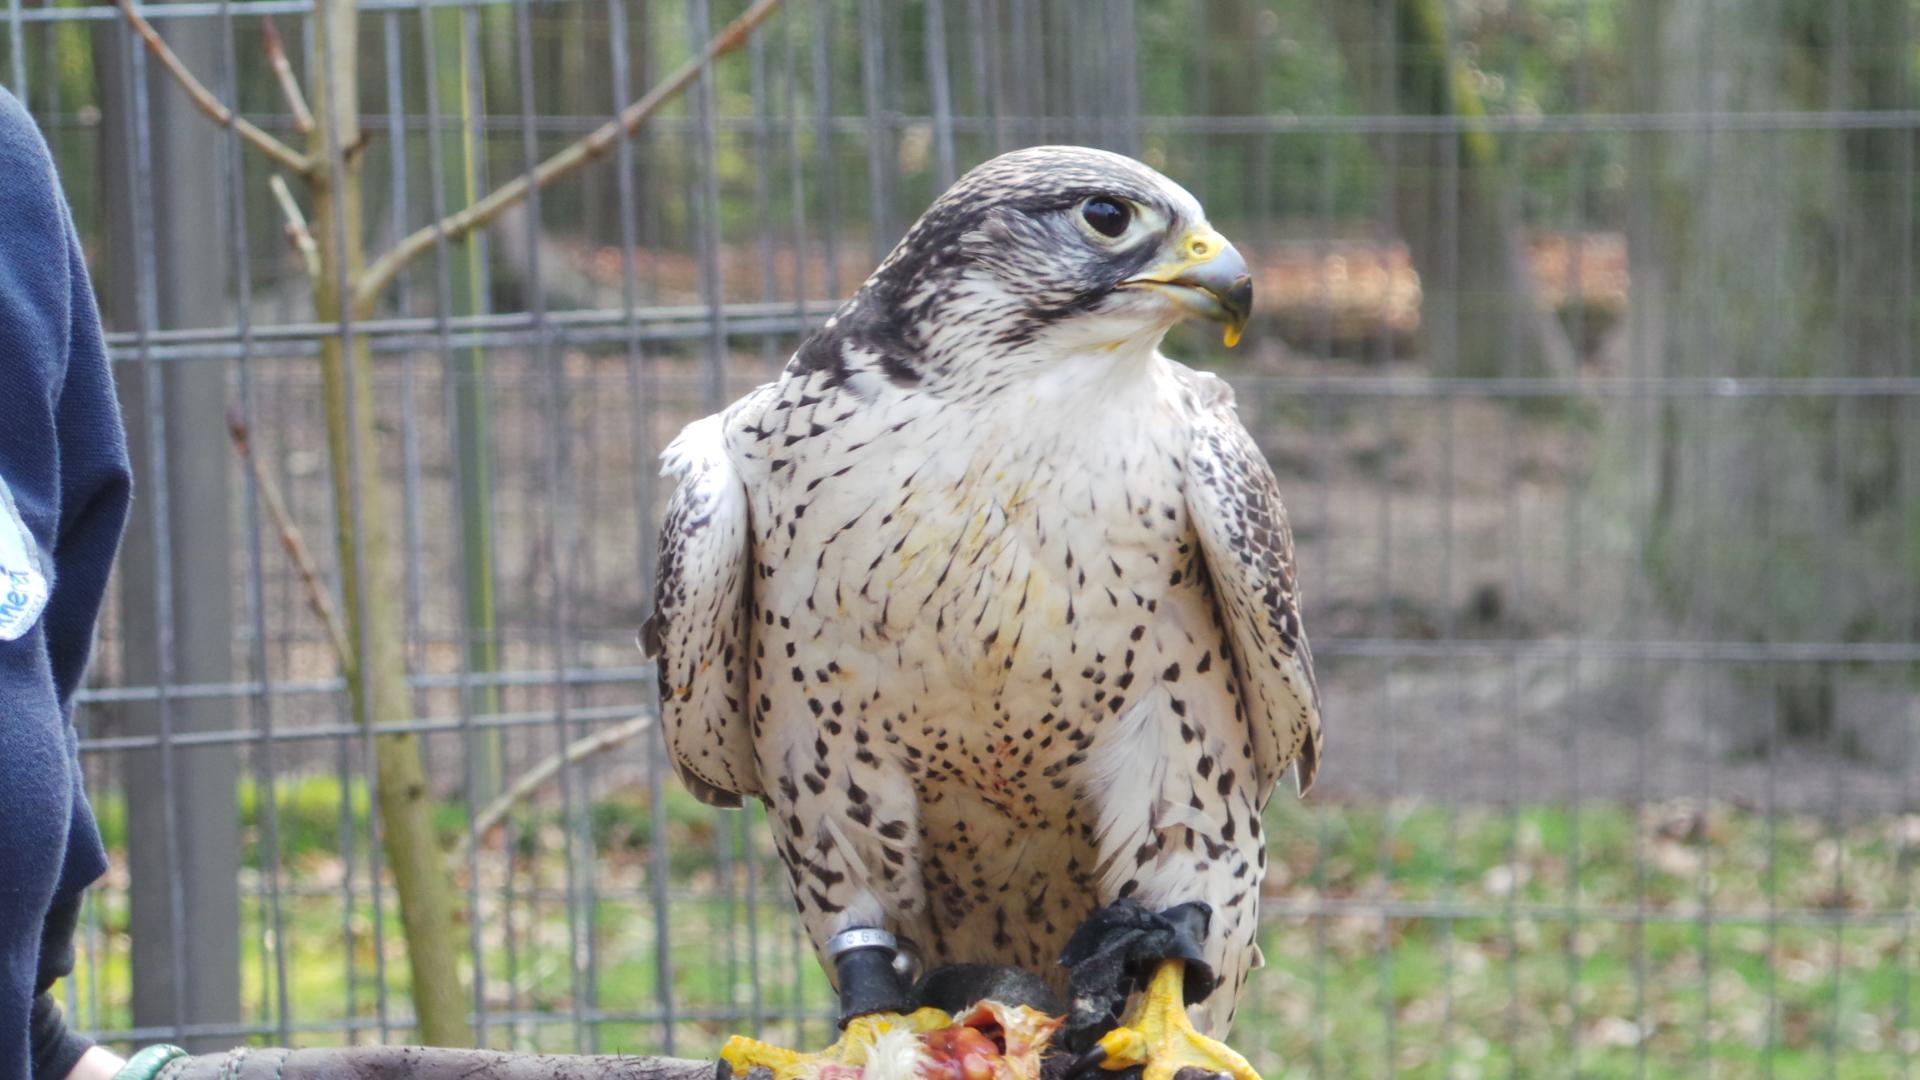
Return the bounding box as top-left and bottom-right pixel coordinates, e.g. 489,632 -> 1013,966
0,87 -> 133,1080
64,1047 -> 124,1080
31,895 -> 102,1080
34,177 -> 130,1080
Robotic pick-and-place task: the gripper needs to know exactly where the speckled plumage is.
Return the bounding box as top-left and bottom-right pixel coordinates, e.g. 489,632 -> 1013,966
643,146 -> 1321,1034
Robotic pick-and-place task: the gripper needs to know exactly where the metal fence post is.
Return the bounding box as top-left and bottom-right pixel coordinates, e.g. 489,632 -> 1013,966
97,11 -> 242,1052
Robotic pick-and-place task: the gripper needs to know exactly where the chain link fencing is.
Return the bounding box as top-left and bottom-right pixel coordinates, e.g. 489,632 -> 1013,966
7,0 -> 1918,1074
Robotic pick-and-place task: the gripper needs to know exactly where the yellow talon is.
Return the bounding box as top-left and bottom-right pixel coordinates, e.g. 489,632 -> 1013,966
1094,960 -> 1261,1080
722,1009 -> 953,1080
1093,1025 -> 1147,1067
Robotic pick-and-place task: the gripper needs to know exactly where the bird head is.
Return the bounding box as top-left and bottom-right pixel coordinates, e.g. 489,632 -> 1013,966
806,146 -> 1251,391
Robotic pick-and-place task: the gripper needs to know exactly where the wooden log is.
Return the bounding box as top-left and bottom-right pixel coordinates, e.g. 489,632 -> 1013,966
158,1047 -> 766,1080
158,1046 -> 1237,1079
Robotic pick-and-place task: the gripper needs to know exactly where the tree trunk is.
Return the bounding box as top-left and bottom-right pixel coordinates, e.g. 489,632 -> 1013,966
309,1 -> 474,1046
1328,0 -> 1576,377
1627,0 -> 1919,740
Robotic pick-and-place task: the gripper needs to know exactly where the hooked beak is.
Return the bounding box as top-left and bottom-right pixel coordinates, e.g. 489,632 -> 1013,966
1120,227 -> 1254,347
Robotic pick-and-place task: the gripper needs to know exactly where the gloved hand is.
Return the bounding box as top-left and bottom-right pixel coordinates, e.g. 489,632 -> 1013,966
1055,898 -> 1219,1055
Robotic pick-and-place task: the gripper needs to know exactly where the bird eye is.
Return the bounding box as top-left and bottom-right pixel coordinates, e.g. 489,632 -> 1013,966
1081,197 -> 1132,239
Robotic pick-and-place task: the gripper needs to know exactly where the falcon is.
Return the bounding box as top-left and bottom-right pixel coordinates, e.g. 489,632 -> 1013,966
643,145 -> 1322,1080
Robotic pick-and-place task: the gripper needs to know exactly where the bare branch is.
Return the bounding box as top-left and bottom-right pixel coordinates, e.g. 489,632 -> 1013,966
228,407 -> 353,670
261,19 -> 314,136
268,174 -> 321,282
353,0 -> 783,313
115,0 -> 312,175
472,715 -> 655,837
341,129 -> 374,167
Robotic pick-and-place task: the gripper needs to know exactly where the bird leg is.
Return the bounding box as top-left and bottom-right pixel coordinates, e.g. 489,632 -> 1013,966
722,928 -> 941,1080
1072,959 -> 1259,1080
1059,900 -> 1260,1080
827,928 -> 919,1023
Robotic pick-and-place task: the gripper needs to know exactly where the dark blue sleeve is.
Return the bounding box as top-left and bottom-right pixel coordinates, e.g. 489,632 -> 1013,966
0,86 -> 132,1080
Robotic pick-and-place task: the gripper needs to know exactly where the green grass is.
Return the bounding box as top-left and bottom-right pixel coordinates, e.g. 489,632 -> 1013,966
66,781 -> 1919,1078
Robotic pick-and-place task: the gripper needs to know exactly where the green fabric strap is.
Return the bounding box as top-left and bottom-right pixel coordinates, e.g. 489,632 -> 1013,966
113,1045 -> 190,1080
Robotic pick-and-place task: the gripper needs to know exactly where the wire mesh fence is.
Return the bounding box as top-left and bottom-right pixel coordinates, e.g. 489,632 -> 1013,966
8,0 -> 1918,1074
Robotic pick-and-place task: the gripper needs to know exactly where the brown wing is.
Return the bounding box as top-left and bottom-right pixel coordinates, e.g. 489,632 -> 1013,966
640,415 -> 761,807
1179,370 -> 1324,798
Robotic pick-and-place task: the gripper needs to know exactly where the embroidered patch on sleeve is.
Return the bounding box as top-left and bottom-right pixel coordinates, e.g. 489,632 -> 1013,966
0,476 -> 50,641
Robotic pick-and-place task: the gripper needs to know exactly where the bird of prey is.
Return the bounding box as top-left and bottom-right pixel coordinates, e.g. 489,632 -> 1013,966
643,145 -> 1321,1080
